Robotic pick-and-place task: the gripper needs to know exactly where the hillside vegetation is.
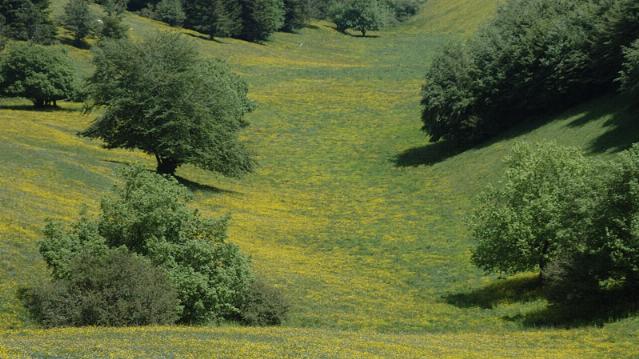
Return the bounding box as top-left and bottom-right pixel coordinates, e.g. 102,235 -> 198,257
2,0 -> 639,357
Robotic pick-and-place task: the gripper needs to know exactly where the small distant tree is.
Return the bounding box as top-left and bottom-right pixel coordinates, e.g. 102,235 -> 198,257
0,42 -> 76,107
470,142 -> 597,278
97,14 -> 128,40
0,0 -> 56,43
281,0 -> 310,32
60,0 -> 97,44
153,0 -> 186,27
239,0 -> 285,41
83,33 -> 254,176
330,0 -> 385,37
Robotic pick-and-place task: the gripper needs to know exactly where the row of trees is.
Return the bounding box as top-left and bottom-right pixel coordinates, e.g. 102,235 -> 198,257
0,0 -> 128,45
132,0 -> 307,41
21,166 -> 288,326
471,142 -> 639,304
421,0 -> 639,145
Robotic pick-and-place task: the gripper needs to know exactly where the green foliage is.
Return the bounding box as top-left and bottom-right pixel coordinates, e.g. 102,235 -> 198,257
60,0 -> 96,44
586,145 -> 639,287
330,0 -> 386,36
0,42 -> 76,107
421,0 -> 639,145
618,39 -> 639,102
97,13 -> 128,40
35,166 -> 256,324
0,0 -> 56,43
473,142 -> 639,303
83,32 -> 254,176
281,0 -> 310,32
238,279 -> 289,326
19,247 -> 180,327
470,142 -> 596,275
239,0 -> 285,41
147,0 -> 186,27
97,166 -> 254,323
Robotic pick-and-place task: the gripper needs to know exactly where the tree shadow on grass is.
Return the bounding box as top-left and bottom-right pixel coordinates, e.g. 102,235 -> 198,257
566,95 -> 639,154
58,37 -> 92,50
444,276 -> 543,309
395,94 -> 639,167
0,103 -> 76,112
446,275 -> 639,328
505,291 -> 639,328
394,140 -> 464,167
175,176 -> 238,195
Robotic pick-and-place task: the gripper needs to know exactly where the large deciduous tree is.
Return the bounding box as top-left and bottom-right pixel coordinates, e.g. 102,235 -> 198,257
83,32 -> 254,176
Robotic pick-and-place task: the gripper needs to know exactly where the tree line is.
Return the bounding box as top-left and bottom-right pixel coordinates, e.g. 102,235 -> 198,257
421,0 -> 639,146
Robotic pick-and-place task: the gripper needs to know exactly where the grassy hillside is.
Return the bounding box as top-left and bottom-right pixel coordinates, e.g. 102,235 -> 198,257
1,0 -> 639,356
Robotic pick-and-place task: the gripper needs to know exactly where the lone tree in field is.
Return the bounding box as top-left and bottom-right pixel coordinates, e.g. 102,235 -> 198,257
330,0 -> 385,37
60,0 -> 96,45
0,42 -> 76,107
470,142 -> 596,280
83,33 -> 254,176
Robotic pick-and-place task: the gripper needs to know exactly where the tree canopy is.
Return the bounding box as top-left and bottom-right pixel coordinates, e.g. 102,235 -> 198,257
60,0 -> 97,44
330,0 -> 386,37
421,0 -> 639,145
38,166 -> 255,323
0,42 -> 76,107
0,0 -> 56,43
83,32 -> 254,176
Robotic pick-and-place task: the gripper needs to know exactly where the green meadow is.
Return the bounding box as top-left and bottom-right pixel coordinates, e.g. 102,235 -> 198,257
1,0 -> 639,356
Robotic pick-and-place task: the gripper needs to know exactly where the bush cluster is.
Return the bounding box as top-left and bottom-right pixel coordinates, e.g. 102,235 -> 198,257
471,142 -> 639,304
0,42 -> 77,107
421,0 -> 639,145
21,166 -> 288,327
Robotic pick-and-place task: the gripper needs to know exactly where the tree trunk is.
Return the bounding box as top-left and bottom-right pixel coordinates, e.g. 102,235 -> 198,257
155,154 -> 178,176
361,29 -> 366,37
538,239 -> 550,283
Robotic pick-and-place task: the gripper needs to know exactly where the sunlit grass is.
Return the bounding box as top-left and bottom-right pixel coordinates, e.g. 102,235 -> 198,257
1,0 -> 639,356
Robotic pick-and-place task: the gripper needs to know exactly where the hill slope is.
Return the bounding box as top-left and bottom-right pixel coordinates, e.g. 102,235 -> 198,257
1,0 -> 639,356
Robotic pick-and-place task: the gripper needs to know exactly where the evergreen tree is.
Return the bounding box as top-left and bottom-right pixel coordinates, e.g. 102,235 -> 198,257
60,0 -> 96,44
282,0 -> 309,32
239,0 -> 285,41
0,0 -> 56,43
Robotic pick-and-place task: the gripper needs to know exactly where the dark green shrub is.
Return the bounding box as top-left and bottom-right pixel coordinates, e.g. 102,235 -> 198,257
20,248 -> 180,327
0,42 -> 76,107
239,279 -> 289,326
38,166 -> 255,324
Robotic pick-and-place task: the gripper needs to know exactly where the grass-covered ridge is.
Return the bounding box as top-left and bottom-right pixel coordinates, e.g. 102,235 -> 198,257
1,0 -> 639,356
